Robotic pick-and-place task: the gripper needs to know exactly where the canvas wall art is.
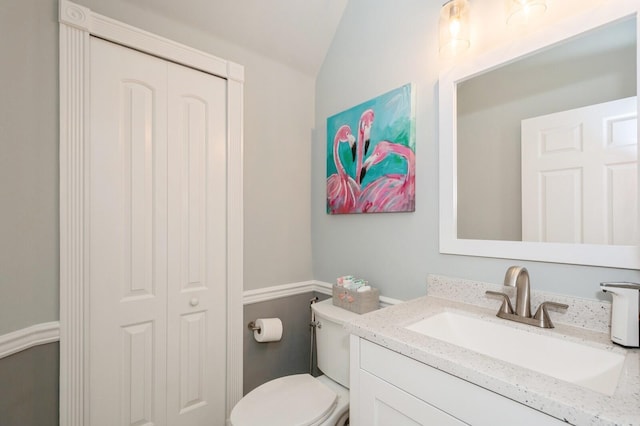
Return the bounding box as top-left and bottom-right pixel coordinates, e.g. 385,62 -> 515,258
326,83 -> 416,214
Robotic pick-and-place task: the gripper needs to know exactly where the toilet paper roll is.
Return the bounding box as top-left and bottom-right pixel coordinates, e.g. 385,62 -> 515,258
253,318 -> 283,342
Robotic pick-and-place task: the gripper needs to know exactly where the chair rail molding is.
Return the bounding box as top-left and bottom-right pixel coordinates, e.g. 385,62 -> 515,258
58,1 -> 244,424
243,281 -> 403,308
0,322 -> 60,360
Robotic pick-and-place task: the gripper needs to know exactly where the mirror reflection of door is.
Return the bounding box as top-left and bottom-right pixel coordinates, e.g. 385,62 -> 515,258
456,17 -> 636,244
521,97 -> 638,245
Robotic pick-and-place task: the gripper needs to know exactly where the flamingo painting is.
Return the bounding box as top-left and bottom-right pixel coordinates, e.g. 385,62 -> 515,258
357,141 -> 415,213
355,109 -> 375,186
326,125 -> 359,214
326,83 -> 415,214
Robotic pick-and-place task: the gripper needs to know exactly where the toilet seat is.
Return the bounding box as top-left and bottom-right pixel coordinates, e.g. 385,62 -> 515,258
230,374 -> 338,426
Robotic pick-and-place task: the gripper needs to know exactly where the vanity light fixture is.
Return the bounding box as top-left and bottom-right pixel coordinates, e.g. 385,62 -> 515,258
439,0 -> 470,58
506,0 -> 547,26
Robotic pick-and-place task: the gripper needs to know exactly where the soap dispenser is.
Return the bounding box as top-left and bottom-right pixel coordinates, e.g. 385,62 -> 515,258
600,282 -> 640,347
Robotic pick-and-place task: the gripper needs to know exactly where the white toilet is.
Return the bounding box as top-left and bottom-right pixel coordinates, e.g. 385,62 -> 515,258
230,298 -> 359,426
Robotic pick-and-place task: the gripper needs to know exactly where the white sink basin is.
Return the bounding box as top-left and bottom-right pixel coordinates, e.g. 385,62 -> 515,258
406,311 -> 625,395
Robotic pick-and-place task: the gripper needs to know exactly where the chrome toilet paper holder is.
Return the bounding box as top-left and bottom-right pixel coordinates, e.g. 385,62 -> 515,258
247,318 -> 284,342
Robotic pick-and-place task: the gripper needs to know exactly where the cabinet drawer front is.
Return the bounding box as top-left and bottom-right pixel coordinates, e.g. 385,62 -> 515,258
359,370 -> 467,426
360,339 -> 565,426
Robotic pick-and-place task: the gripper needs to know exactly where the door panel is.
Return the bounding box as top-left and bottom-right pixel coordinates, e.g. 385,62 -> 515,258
121,81 -> 156,301
539,168 -> 582,243
121,322 -> 155,426
608,163 -> 638,244
90,37 -> 169,426
166,62 -> 227,426
179,311 -> 207,411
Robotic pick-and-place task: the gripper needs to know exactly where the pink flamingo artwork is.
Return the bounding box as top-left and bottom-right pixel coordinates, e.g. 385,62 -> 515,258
327,125 -> 359,214
357,141 -> 415,213
355,109 -> 375,186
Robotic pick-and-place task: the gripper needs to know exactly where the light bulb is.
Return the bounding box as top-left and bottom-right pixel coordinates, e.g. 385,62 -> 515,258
507,0 -> 547,26
449,18 -> 461,37
439,0 -> 470,58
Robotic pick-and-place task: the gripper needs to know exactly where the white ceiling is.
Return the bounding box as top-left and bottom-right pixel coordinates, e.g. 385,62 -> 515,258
117,0 -> 348,76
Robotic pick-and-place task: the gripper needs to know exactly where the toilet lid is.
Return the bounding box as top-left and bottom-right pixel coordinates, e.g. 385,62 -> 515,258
230,374 -> 338,426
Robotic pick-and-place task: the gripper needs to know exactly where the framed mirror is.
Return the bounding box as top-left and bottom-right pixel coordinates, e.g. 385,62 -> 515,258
439,2 -> 639,269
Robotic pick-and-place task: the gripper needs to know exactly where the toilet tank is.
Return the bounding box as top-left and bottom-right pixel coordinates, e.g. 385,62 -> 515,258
312,299 -> 361,388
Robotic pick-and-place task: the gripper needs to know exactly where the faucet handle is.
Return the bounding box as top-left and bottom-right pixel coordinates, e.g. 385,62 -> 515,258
486,291 -> 514,315
533,301 -> 568,328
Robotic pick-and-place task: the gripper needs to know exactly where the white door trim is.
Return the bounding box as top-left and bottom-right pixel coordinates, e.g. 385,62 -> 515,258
58,1 -> 244,424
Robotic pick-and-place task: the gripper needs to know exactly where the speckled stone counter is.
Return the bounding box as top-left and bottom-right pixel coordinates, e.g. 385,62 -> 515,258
345,275 -> 640,425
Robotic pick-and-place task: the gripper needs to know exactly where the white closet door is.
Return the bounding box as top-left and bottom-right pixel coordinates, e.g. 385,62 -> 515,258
166,62 -> 227,425
522,97 -> 637,245
89,37 -> 228,426
89,37 -> 169,426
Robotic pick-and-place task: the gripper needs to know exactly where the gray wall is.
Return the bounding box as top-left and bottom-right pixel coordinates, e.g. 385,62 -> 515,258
457,20 -> 636,241
0,0 -> 59,337
243,292 -> 329,394
0,343 -> 59,426
0,1 -> 60,420
312,0 -> 640,302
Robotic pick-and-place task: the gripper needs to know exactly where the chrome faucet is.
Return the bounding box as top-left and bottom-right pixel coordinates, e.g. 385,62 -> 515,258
486,266 -> 568,328
504,266 -> 531,317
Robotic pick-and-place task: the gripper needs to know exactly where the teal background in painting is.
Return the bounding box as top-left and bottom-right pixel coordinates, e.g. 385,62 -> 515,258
326,83 -> 415,189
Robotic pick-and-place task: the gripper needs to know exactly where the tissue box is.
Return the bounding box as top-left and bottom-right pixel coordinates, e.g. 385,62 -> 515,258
332,284 -> 380,314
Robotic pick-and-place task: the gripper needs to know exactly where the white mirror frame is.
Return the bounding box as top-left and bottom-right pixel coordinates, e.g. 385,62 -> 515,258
439,1 -> 640,269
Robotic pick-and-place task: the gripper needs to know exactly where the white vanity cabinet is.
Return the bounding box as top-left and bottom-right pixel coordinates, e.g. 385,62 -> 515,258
350,336 -> 567,426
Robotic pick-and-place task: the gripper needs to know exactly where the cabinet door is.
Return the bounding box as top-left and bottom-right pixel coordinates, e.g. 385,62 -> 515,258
359,370 -> 467,426
357,339 -> 567,426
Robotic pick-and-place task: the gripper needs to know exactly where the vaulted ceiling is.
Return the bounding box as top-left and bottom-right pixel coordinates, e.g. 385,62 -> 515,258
111,0 -> 348,76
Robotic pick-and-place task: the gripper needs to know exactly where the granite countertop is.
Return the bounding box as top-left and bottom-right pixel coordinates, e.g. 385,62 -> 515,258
345,275 -> 640,426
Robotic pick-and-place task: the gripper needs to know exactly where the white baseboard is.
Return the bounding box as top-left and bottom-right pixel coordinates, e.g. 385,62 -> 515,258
243,280 -> 403,308
0,321 -> 60,359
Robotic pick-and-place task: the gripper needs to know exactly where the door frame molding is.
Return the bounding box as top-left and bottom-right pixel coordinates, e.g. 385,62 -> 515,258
58,1 -> 244,423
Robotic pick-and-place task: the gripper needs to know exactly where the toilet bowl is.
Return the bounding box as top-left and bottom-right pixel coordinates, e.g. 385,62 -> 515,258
230,374 -> 349,426
230,299 -> 360,426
